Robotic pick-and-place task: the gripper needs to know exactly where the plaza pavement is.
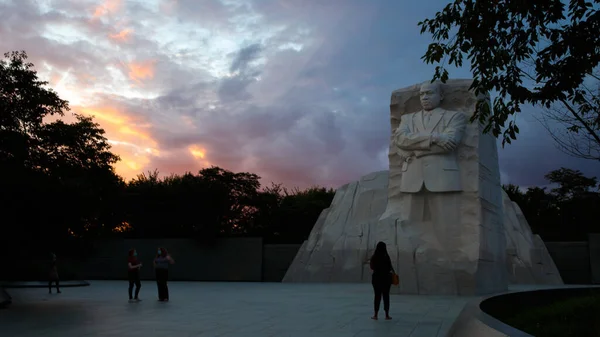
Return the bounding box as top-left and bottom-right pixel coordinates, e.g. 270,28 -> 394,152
0,281 -> 473,337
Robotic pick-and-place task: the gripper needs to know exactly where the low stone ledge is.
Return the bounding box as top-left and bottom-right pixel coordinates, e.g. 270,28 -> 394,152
0,287 -> 11,308
0,280 -> 90,288
446,285 -> 600,337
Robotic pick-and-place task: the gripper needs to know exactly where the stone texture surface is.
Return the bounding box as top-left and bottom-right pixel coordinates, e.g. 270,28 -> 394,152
283,171 -> 388,283
503,192 -> 563,285
284,170 -> 563,291
284,79 -> 563,294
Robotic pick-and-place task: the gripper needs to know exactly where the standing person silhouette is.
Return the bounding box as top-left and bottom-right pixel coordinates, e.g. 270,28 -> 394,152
154,247 -> 174,302
369,242 -> 394,320
127,249 -> 142,302
48,253 -> 60,294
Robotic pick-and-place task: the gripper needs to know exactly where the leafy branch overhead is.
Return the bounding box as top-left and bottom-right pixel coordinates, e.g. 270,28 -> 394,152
419,0 -> 600,147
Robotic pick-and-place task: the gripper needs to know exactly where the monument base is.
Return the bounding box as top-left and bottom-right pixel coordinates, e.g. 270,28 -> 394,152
283,170 -> 563,295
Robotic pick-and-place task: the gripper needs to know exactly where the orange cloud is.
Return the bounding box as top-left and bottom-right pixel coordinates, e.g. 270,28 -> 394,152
93,0 -> 122,18
108,28 -> 133,42
189,145 -> 206,159
189,145 -> 212,168
73,106 -> 161,181
126,60 -> 157,84
78,107 -> 128,125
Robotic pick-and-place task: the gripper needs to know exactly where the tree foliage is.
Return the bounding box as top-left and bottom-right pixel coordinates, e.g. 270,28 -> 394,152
537,71 -> 600,161
503,168 -> 600,241
0,51 -> 122,251
419,0 -> 600,147
0,50 -> 336,253
118,172 -> 335,244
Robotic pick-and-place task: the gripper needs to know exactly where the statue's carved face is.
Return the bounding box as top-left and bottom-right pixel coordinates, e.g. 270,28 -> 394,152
419,83 -> 443,111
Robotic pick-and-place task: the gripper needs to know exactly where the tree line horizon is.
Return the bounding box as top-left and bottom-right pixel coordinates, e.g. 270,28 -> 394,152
1,50 -> 598,259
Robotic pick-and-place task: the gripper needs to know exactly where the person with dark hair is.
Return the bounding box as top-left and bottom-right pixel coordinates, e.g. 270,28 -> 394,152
127,248 -> 142,302
369,241 -> 394,320
48,253 -> 61,294
154,247 -> 175,301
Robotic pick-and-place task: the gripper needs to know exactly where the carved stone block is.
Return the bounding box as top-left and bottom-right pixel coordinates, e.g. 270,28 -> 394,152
283,79 -> 563,294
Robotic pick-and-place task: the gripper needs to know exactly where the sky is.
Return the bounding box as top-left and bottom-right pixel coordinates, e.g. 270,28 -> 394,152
1,0 -> 598,189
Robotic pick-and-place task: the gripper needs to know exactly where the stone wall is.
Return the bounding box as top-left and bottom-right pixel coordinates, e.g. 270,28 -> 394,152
7,239 -> 301,282
78,238 -> 265,281
0,287 -> 10,307
546,241 -> 591,284
262,244 -> 303,282
589,234 -> 600,284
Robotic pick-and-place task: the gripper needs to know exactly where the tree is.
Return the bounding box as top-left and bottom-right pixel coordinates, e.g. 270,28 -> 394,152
1,51 -> 68,172
419,0 -> 600,147
544,168 -> 599,240
503,168 -> 600,241
502,183 -> 527,206
537,74 -> 600,160
0,50 -> 122,250
196,166 -> 262,236
35,115 -> 122,238
121,167 -> 262,240
545,167 -> 599,201
503,184 -> 561,239
116,167 -> 335,243
252,186 -> 335,243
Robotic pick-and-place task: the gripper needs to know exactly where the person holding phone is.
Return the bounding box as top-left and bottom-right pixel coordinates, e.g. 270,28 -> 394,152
154,247 -> 175,301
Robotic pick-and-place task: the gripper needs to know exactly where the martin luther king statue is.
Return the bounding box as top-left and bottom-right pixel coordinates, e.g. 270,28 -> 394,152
393,81 -> 467,255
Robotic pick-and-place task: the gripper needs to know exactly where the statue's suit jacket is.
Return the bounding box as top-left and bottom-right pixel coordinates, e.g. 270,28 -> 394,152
394,108 -> 467,193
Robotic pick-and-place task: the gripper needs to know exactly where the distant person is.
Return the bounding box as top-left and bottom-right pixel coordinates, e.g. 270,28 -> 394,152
369,241 -> 394,320
127,248 -> 143,302
48,253 -> 61,294
154,247 -> 175,301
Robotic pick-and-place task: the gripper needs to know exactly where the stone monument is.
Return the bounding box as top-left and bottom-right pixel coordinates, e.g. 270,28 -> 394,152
283,79 -> 563,295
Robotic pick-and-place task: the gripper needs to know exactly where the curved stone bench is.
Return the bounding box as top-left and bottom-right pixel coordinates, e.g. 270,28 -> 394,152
446,285 -> 600,337
0,287 -> 11,308
0,280 -> 90,288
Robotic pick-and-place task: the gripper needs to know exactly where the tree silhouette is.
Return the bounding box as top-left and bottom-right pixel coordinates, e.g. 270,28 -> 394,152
0,51 -> 121,253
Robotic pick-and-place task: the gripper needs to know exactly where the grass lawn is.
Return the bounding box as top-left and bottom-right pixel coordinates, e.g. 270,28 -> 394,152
502,292 -> 600,337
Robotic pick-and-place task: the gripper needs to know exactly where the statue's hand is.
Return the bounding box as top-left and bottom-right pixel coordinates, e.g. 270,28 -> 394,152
432,134 -> 457,151
396,148 -> 414,160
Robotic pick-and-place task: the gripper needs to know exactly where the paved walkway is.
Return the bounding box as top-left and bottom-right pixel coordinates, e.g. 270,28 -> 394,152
0,281 -> 472,337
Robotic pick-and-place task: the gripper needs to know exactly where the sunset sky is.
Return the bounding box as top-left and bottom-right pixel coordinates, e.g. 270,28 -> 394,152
1,0 -> 598,188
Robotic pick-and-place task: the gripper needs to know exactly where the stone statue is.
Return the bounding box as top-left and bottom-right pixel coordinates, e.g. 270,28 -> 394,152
283,79 -> 563,296
393,81 -> 467,255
